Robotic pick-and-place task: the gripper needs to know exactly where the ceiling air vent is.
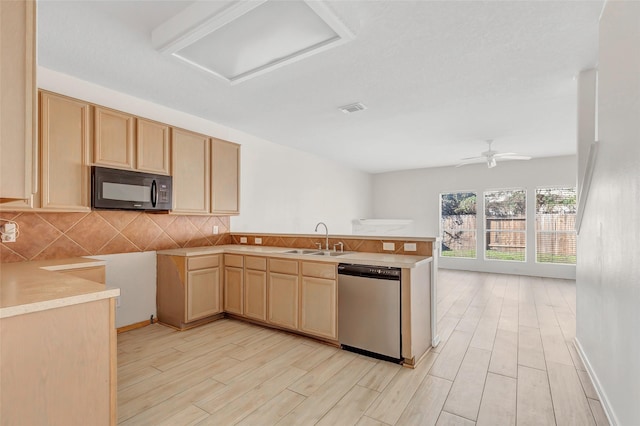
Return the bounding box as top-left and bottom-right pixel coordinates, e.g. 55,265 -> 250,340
339,102 -> 367,114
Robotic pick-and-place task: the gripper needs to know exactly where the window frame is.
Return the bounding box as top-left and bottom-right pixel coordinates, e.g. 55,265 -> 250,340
483,188 -> 527,262
439,191 -> 478,259
535,186 -> 577,265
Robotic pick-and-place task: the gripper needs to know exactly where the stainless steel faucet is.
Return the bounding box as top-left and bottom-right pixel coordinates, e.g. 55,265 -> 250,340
314,222 -> 329,251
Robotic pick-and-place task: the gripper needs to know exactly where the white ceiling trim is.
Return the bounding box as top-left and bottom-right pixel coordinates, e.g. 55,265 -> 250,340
152,0 -> 355,85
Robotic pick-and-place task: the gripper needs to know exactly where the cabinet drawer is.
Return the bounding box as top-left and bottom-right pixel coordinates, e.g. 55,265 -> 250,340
224,254 -> 244,268
301,262 -> 336,279
245,256 -> 267,271
269,258 -> 299,275
188,255 -> 219,270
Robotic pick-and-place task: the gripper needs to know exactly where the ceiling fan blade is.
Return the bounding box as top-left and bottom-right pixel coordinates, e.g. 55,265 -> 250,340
493,152 -> 517,157
455,158 -> 487,167
496,155 -> 532,160
459,155 -> 485,161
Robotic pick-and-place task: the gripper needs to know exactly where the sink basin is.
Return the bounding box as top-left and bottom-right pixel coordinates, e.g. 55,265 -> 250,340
282,249 -> 322,255
310,251 -> 351,257
281,249 -> 351,257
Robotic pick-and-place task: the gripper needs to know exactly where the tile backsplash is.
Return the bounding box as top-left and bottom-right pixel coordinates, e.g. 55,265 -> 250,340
229,234 -> 433,256
0,211 -> 433,263
0,211 -> 230,263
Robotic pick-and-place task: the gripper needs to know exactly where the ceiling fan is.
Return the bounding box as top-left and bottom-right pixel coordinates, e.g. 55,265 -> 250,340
455,139 -> 532,168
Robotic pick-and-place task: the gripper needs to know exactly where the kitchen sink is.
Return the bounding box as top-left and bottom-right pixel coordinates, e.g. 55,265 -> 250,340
282,249 -> 322,255
281,249 -> 351,257
310,251 -> 351,257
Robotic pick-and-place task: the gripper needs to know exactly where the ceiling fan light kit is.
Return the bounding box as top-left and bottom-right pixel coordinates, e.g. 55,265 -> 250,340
455,139 -> 531,169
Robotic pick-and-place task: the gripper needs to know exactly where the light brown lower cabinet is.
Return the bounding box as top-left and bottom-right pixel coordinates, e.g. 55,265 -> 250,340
244,256 -> 267,322
157,253 -> 339,342
268,272 -> 299,330
187,267 -> 221,321
157,254 -> 222,330
300,276 -> 337,340
0,298 -> 117,425
224,266 -> 244,315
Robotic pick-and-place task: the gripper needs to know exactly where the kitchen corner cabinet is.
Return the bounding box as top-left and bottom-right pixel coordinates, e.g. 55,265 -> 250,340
300,262 -> 337,340
211,138 -> 240,215
268,259 -> 299,330
157,254 -> 222,330
1,91 -> 91,212
244,256 -> 267,321
171,128 -> 211,214
223,254 -> 244,315
40,92 -> 91,210
94,106 -> 135,170
1,298 -> 117,426
0,0 -> 36,203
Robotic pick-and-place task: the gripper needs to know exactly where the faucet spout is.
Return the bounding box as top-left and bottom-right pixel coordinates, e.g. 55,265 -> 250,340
314,222 -> 329,251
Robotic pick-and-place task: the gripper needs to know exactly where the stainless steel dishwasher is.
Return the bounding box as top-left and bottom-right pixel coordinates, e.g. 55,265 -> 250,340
338,263 -> 401,362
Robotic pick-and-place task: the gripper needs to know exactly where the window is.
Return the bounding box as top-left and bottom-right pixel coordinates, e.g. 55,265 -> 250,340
536,188 -> 577,264
484,189 -> 526,261
440,192 -> 477,258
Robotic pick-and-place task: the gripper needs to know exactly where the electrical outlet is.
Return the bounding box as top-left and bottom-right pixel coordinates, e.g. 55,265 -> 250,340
115,296 -> 121,308
240,237 -> 248,243
404,243 -> 417,252
255,237 -> 262,245
383,242 -> 395,251
212,225 -> 219,235
1,223 -> 17,243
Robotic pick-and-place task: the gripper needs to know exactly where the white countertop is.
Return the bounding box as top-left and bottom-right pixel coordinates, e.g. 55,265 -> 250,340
0,258 -> 119,319
157,244 -> 432,268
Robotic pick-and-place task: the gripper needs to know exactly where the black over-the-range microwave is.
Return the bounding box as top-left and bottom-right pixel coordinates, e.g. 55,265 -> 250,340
91,166 -> 172,211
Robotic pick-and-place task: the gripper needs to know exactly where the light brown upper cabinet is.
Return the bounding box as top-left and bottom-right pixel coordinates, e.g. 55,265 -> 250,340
40,92 -> 91,211
94,107 -> 171,175
171,128 -> 211,214
94,107 -> 135,170
1,90 -> 91,212
211,138 -> 240,215
136,118 -> 170,175
0,0 -> 36,203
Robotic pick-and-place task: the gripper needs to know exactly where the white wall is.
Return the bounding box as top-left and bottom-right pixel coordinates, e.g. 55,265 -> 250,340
37,67 -> 373,235
88,252 -> 157,328
576,2 -> 640,425
372,156 -> 577,278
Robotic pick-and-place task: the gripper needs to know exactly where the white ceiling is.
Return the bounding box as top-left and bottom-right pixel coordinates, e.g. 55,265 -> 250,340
37,0 -> 604,173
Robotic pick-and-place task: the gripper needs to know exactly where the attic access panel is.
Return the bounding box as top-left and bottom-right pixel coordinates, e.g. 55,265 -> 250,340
153,0 -> 354,85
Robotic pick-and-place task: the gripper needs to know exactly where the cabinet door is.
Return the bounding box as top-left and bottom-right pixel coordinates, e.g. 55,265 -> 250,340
171,128 -> 210,214
300,276 -> 337,340
186,267 -> 221,321
211,138 -> 240,215
136,118 -> 170,175
244,269 -> 267,322
94,107 -> 135,169
268,272 -> 299,330
224,266 -> 243,315
0,0 -> 36,202
40,92 -> 91,210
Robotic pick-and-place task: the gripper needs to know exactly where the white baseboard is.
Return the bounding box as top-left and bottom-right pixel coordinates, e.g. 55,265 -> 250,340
574,337 -> 618,426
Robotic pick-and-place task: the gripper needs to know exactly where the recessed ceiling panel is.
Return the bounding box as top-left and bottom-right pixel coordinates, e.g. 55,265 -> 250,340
155,0 -> 354,84
176,1 -> 339,81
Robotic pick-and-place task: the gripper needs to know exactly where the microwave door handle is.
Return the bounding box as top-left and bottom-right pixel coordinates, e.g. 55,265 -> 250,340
151,180 -> 157,208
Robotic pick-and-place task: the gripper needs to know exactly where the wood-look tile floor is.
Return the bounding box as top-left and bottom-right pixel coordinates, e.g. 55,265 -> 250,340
118,270 -> 609,425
